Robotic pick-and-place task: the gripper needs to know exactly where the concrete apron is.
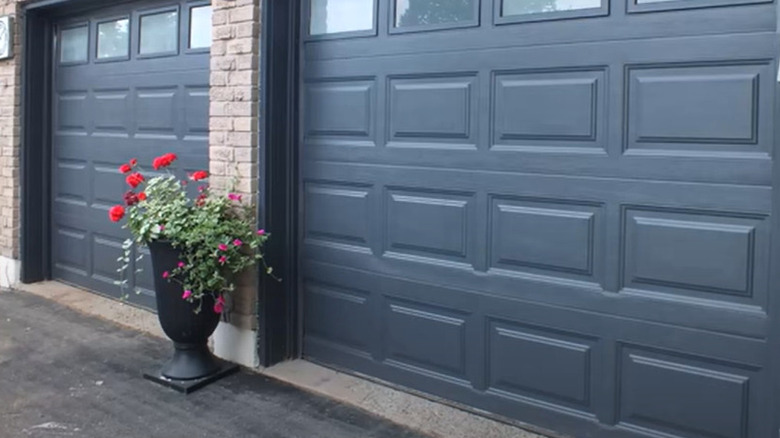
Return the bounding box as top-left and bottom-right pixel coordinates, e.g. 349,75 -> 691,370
10,282 -> 548,438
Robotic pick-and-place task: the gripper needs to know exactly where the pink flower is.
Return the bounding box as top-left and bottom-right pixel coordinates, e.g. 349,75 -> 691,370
178,262 -> 185,268
257,229 -> 265,236
182,290 -> 192,300
233,239 -> 243,247
159,225 -> 165,231
219,255 -> 227,265
218,243 -> 228,251
214,295 -> 226,314
198,185 -> 207,193
228,193 -> 242,202
162,271 -> 169,279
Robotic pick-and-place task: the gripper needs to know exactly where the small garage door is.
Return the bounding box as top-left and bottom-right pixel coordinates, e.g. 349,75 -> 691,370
300,0 -> 779,437
52,0 -> 211,309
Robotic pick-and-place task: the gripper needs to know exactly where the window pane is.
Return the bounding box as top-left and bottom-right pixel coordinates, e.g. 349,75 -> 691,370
190,6 -> 212,49
140,11 -> 179,54
395,0 -> 475,27
502,0 -> 600,15
61,26 -> 88,63
97,19 -> 129,59
310,0 -> 373,35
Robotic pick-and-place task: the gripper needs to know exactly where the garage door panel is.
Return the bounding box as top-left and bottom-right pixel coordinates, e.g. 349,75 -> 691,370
305,248 -> 769,342
489,196 -> 605,284
384,187 -> 477,268
492,68 -> 606,152
305,261 -> 770,367
304,143 -> 773,186
383,296 -> 472,385
616,344 -> 758,438
305,13 -> 774,63
302,161 -> 772,214
303,262 -> 770,437
622,207 -> 770,310
487,318 -> 599,413
625,61 -> 773,157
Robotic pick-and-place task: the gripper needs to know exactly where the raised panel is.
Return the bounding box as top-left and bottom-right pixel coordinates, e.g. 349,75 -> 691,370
304,181 -> 373,251
54,227 -> 88,275
626,62 -> 771,156
388,74 -> 477,149
93,164 -> 130,207
93,89 -> 130,134
304,78 -> 376,146
490,196 -> 601,280
305,282 -> 371,353
618,344 -> 753,438
92,234 -> 123,283
385,187 -> 475,267
135,87 -> 177,136
384,298 -> 468,382
54,160 -> 88,205
622,207 -> 768,307
184,86 -> 209,137
487,319 -> 595,410
492,69 -> 606,152
57,91 -> 88,132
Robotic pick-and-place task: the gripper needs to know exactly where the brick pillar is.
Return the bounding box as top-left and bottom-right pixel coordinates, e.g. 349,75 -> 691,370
0,1 -> 24,288
209,0 -> 262,367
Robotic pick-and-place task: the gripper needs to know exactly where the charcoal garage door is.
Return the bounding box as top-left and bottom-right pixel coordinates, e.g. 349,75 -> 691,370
52,0 -> 211,309
300,0 -> 780,436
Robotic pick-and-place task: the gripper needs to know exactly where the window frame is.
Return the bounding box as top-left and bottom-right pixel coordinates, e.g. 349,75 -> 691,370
58,22 -> 90,66
494,0 -> 609,25
136,4 -> 181,59
304,0 -> 379,41
185,2 -> 212,54
626,0 -> 770,13
390,0 -> 481,35
94,15 -> 131,63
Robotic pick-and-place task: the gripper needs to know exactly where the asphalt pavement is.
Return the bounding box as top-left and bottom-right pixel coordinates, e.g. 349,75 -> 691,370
0,290 -> 429,438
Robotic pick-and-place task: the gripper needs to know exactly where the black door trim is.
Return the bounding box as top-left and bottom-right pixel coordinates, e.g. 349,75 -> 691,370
257,0 -> 301,366
20,6 -> 55,283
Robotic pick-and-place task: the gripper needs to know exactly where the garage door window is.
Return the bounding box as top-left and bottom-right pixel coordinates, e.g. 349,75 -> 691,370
60,25 -> 88,64
394,0 -> 478,30
309,0 -> 375,36
189,6 -> 212,49
140,10 -> 179,55
498,0 -> 607,22
97,18 -> 130,60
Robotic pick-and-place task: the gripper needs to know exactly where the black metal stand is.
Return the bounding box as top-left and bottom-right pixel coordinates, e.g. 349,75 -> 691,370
144,359 -> 240,394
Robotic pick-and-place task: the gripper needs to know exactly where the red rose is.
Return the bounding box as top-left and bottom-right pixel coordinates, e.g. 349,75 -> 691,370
138,192 -> 147,201
119,164 -> 132,174
152,153 -> 178,170
190,170 -> 209,181
129,158 -> 138,167
125,172 -> 144,188
123,191 -> 139,206
108,205 -> 125,222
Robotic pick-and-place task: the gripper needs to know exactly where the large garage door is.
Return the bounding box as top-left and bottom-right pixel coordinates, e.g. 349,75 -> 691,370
52,0 -> 211,309
301,1 -> 780,436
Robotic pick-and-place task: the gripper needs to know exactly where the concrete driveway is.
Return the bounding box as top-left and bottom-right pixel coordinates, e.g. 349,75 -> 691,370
0,290 -> 429,438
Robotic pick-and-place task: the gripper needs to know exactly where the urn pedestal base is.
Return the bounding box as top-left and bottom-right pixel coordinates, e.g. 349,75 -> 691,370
144,359 -> 239,394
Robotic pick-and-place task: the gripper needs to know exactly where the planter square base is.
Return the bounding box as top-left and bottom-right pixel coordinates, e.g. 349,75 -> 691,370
144,360 -> 240,394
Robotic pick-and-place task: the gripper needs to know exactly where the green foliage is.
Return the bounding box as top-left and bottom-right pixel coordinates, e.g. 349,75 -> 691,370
115,169 -> 274,312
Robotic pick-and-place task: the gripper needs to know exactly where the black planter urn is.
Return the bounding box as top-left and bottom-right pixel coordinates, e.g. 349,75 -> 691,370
143,240 -> 238,393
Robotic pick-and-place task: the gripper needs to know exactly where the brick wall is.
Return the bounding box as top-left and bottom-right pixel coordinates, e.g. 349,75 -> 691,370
0,0 -> 23,264
209,0 -> 261,333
